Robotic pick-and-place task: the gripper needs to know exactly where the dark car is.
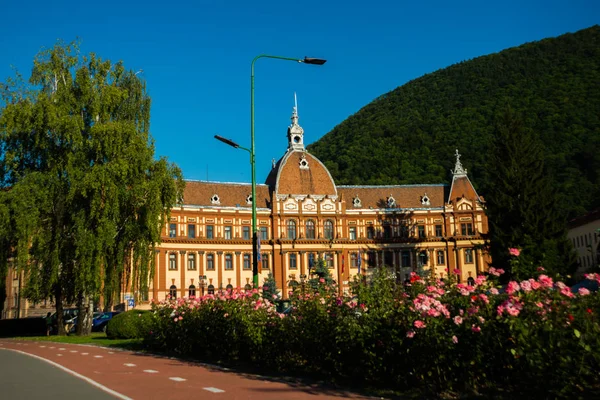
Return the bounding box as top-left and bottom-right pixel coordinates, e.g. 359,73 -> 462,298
571,279 -> 599,294
92,311 -> 121,332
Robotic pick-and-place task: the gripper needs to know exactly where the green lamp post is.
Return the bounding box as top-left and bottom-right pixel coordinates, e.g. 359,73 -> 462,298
216,54 -> 326,289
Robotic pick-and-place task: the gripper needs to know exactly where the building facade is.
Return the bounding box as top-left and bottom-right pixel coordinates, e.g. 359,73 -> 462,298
2,106 -> 491,317
150,106 -> 490,302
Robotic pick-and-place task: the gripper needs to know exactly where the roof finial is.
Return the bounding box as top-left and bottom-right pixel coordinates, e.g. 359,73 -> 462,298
453,149 -> 467,176
291,92 -> 299,126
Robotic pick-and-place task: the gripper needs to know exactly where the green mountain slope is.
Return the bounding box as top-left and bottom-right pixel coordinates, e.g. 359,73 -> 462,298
308,26 -> 600,219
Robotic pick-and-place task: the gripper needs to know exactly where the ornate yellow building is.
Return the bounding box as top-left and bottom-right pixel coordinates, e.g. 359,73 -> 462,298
151,106 -> 490,301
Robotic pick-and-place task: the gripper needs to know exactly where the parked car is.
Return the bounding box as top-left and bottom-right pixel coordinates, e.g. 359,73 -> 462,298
92,311 -> 121,332
48,308 -> 79,334
571,279 -> 599,293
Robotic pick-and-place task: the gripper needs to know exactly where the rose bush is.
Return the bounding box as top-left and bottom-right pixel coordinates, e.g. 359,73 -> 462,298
143,263 -> 600,397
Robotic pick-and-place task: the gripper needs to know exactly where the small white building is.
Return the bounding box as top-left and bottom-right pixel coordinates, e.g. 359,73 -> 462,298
567,209 -> 600,278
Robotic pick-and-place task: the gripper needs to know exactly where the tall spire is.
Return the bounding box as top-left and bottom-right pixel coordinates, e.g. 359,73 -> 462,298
287,92 -> 305,151
453,149 -> 467,177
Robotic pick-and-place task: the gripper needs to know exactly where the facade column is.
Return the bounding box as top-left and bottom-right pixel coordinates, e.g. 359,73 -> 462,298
153,250 -> 160,301
217,251 -> 223,292
235,251 -> 242,289
180,250 -> 186,298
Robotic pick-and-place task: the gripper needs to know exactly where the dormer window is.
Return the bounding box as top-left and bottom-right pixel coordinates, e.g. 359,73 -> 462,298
246,194 -> 252,205
387,195 -> 396,208
210,194 -> 220,205
421,194 -> 430,206
299,154 -> 309,169
352,196 -> 361,208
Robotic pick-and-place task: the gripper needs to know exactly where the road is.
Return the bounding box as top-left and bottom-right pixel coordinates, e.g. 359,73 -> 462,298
0,340 -> 373,399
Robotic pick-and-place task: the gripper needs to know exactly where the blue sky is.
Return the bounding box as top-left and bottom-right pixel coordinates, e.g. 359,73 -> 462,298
1,0 -> 598,183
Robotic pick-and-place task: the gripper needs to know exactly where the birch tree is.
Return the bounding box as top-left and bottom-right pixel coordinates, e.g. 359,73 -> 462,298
0,41 -> 184,334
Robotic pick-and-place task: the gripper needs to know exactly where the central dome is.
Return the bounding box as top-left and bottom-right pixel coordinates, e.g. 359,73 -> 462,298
265,99 -> 337,198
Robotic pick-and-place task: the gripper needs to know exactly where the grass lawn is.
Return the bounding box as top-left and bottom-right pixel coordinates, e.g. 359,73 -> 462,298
17,333 -> 145,351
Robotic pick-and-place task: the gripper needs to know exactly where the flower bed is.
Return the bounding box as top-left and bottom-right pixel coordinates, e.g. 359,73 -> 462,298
144,269 -> 600,397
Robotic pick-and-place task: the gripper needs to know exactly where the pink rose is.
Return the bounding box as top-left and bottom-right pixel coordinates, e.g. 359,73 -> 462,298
471,324 -> 481,333
578,288 -> 591,296
453,315 -> 463,325
406,330 -> 415,338
508,248 -> 520,257
452,335 -> 458,344
414,320 -> 426,329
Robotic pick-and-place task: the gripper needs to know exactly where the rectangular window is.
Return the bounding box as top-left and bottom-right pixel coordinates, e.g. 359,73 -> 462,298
206,225 -> 214,239
435,224 -> 443,237
325,253 -> 334,269
400,225 -> 409,237
350,252 -> 358,268
461,223 -> 474,236
261,254 -> 269,270
402,251 -> 410,268
349,227 -> 357,240
418,225 -> 426,238
367,226 -> 375,239
224,226 -> 232,240
242,226 -> 250,240
188,224 -> 196,239
367,252 -> 376,267
206,253 -> 215,270
225,254 -> 233,270
437,250 -> 445,265
289,253 -> 297,270
169,253 -> 177,270
187,253 -> 196,270
465,249 -> 474,264
243,253 -> 251,270
169,224 -> 176,238
383,225 -> 392,239
260,226 -> 268,240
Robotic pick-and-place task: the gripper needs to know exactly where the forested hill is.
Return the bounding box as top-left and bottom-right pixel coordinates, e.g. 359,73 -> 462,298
307,26 -> 600,219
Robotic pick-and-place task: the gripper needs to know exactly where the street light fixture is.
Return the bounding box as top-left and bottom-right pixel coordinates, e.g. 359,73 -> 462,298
216,55 -> 326,290
250,54 -> 326,289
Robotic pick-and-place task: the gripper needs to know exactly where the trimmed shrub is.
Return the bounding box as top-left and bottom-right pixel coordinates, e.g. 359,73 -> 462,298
144,265 -> 600,397
106,310 -> 153,339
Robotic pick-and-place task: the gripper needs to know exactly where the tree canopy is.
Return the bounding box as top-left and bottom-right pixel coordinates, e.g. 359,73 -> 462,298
0,41 -> 184,333
308,25 -> 600,220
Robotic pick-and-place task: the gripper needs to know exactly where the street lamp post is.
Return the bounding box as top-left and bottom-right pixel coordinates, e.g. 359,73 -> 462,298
216,54 -> 326,290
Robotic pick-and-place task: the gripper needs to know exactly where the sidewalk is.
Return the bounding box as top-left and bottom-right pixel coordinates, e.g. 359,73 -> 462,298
0,339 -> 375,399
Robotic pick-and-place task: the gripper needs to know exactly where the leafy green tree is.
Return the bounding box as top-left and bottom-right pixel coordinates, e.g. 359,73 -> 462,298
485,108 -> 576,280
308,258 -> 336,293
262,273 -> 279,301
0,41 -> 184,334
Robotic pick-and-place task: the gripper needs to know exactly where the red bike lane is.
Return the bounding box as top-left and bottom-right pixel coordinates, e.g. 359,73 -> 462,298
0,339 -> 375,399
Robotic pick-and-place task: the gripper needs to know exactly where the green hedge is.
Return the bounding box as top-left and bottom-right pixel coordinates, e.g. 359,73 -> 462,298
106,310 -> 153,339
145,269 -> 600,397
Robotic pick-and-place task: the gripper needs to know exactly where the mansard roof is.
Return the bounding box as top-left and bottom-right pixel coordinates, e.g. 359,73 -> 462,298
337,184 -> 447,209
182,180 -> 270,208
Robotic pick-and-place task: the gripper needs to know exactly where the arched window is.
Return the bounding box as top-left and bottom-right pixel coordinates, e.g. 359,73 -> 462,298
289,280 -> 299,291
207,284 -> 215,295
244,284 -> 252,291
324,220 -> 334,239
225,284 -> 233,293
305,220 -> 315,239
287,220 -> 297,240
467,277 -> 475,286
188,285 -> 196,298
169,285 -> 177,299
418,251 -> 428,267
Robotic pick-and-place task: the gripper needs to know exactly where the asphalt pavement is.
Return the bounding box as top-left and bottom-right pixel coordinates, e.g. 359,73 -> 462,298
0,348 -> 117,400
